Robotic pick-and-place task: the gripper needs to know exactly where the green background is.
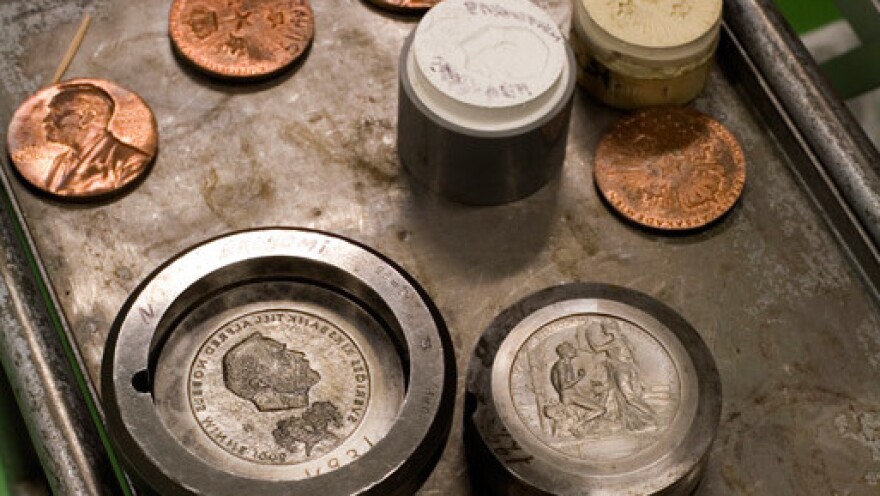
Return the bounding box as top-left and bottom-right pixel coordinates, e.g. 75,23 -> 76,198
774,0 -> 842,33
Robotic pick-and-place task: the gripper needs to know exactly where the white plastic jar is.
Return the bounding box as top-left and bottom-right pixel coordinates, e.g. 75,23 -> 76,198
571,0 -> 723,109
397,0 -> 577,205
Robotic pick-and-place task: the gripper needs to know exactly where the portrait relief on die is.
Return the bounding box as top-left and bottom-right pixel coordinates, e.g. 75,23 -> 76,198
222,332 -> 348,457
185,311 -> 372,465
223,332 -> 322,412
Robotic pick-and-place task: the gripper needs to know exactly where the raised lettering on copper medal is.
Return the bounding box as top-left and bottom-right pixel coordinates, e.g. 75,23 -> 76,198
169,0 -> 314,79
594,107 -> 746,230
6,78 -> 157,199
366,0 -> 440,12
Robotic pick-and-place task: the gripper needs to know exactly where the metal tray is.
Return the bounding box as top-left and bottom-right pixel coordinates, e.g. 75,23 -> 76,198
1,0 -> 879,494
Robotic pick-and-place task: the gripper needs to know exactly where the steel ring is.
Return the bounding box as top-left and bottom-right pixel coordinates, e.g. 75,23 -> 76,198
103,228 -> 455,495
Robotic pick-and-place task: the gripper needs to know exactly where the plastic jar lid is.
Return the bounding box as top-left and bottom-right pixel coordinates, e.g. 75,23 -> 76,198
574,0 -> 721,71
408,0 -> 570,132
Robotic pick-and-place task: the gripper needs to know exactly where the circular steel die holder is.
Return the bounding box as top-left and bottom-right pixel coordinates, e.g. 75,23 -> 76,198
465,283 -> 721,495
102,229 -> 456,496
396,4 -> 577,206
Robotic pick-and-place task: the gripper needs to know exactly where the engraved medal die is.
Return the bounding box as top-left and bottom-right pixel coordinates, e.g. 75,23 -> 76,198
465,283 -> 721,495
102,229 -> 455,495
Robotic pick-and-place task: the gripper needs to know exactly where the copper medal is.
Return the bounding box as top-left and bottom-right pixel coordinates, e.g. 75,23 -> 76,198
366,0 -> 440,12
6,79 -> 158,199
594,107 -> 746,230
169,0 -> 314,79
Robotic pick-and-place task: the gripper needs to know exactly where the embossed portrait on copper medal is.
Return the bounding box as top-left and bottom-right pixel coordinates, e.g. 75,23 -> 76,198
6,79 -> 157,198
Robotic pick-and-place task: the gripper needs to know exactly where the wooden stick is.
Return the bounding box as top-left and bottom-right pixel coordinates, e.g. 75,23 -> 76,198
49,14 -> 92,85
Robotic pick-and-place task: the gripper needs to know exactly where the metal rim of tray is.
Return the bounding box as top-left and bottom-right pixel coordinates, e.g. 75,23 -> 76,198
0,0 -> 878,494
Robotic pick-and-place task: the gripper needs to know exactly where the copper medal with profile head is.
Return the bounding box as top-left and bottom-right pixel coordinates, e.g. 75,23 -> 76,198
169,0 -> 315,79
6,78 -> 157,199
594,107 -> 746,231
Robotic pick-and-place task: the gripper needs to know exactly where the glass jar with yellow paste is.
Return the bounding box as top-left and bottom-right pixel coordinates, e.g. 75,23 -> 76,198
571,0 -> 723,109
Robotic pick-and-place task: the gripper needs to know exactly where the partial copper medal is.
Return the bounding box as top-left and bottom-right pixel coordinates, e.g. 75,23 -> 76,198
594,107 -> 746,230
366,0 -> 440,12
169,0 -> 314,79
6,78 -> 157,199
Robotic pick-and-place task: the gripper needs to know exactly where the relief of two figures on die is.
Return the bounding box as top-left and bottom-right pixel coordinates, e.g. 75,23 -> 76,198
543,320 -> 660,439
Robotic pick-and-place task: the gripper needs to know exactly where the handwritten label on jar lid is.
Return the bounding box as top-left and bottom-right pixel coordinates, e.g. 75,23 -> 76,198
413,0 -> 566,109
581,0 -> 722,49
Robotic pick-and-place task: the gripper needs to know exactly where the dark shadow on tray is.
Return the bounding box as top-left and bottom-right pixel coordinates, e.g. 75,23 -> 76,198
594,180 -> 743,245
571,89 -> 624,150
169,39 -> 313,95
358,0 -> 431,23
402,169 -> 561,280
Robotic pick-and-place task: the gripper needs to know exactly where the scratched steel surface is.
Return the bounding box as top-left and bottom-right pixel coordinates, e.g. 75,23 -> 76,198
1,0 -> 879,494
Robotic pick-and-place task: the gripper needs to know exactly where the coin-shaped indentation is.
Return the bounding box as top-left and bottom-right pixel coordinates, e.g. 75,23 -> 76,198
594,107 -> 746,230
509,314 -> 680,463
187,309 -> 370,465
365,0 -> 440,12
169,0 -> 314,79
6,78 -> 157,199
154,279 -> 407,481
